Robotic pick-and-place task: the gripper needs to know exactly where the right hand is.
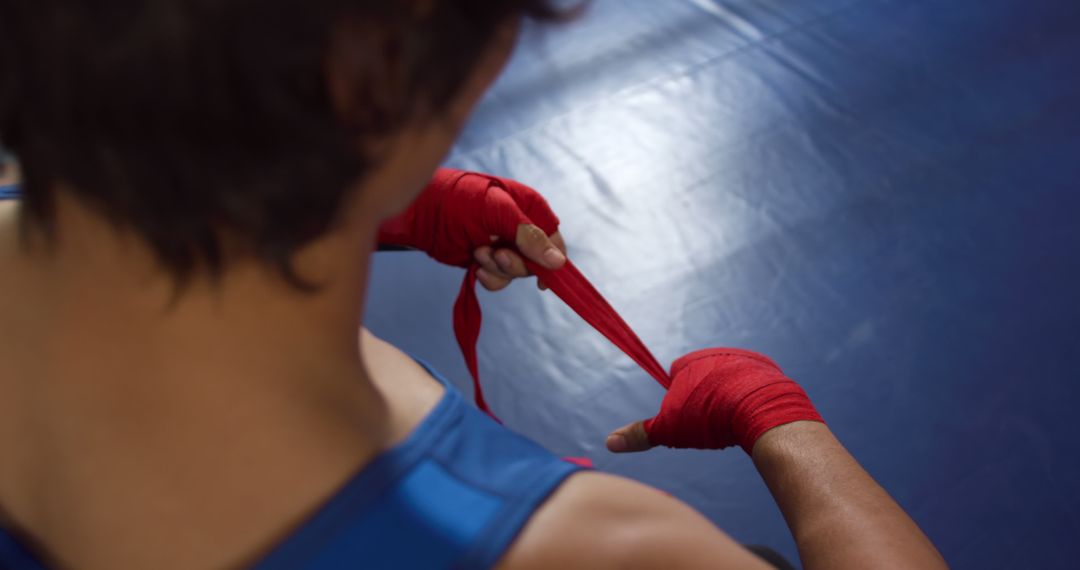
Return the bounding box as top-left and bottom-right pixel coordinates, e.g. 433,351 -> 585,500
605,348 -> 824,455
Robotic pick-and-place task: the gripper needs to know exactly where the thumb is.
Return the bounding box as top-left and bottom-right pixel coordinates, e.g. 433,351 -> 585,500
516,223 -> 567,270
605,420 -> 655,453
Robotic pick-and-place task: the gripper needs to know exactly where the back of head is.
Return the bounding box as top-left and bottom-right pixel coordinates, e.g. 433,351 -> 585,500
0,0 -> 568,285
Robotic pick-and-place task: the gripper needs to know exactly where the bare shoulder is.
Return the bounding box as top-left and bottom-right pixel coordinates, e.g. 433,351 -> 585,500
0,164 -> 16,186
359,327 -> 444,402
358,328 -> 446,437
0,199 -> 24,314
0,200 -> 18,251
497,470 -> 773,570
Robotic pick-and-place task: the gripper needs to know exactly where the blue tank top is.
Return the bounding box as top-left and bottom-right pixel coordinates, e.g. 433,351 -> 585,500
0,186 -> 583,568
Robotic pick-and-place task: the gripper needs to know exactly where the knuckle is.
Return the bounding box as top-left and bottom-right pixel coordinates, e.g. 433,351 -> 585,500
520,224 -> 547,246
633,423 -> 651,448
479,271 -> 508,290
508,257 -> 528,276
495,250 -> 513,270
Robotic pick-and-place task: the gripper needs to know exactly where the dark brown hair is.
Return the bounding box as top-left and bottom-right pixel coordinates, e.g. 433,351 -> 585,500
0,0 -> 572,286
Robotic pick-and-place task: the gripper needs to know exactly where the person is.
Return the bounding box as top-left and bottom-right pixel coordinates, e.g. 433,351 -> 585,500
0,1 -> 947,568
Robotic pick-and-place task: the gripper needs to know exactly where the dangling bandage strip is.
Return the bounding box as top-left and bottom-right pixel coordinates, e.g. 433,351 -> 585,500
454,256 -> 673,422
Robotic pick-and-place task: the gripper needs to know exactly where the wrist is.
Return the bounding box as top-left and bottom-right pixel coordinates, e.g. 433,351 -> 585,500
750,420 -> 834,462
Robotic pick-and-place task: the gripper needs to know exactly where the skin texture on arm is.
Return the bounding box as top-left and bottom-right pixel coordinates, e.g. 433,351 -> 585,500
604,349 -> 946,569
751,421 -> 948,570
497,471 -> 774,570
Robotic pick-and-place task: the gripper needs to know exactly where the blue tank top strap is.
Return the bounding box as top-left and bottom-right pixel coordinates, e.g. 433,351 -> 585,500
0,528 -> 46,570
253,356 -> 582,569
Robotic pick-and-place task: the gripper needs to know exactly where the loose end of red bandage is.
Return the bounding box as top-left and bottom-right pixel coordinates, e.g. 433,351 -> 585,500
562,456 -> 594,468
453,257 -> 672,423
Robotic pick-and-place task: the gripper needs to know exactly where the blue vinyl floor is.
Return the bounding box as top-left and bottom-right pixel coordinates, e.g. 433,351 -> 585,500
365,1 -> 1080,567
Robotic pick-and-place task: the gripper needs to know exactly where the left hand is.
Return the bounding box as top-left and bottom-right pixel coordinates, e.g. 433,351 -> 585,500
472,227 -> 567,292
376,168 -> 569,290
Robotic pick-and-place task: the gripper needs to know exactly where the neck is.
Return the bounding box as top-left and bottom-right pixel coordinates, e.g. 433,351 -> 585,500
0,188 -> 393,568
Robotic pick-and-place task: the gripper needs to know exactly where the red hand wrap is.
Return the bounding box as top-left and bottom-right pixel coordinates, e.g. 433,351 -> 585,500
378,169 -> 824,453
643,348 -> 823,454
377,169 -> 561,420
377,168 -> 559,267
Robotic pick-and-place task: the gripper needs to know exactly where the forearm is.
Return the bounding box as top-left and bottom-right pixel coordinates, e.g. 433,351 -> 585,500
752,421 -> 947,570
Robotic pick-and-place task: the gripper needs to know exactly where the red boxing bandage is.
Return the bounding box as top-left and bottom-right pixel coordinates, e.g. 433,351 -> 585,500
380,169 -> 823,454
644,348 -> 823,454
377,169 -> 561,419
377,168 -> 559,268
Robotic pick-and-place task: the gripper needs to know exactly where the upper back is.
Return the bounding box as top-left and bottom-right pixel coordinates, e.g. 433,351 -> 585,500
0,186 -> 584,569
0,350 -> 584,569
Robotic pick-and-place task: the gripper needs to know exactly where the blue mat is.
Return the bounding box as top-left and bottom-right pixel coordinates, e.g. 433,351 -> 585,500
362,0 -> 1080,566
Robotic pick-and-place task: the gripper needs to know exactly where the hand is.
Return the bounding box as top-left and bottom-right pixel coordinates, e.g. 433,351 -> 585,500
376,168 -> 568,291
605,348 -> 824,455
472,228 -> 567,292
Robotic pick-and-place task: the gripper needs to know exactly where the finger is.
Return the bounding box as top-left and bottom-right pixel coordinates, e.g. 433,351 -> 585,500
536,233 -> 563,291
474,245 -> 492,265
605,420 -> 654,453
516,224 -> 566,270
474,246 -> 514,281
493,248 -> 529,278
539,232 -> 567,284
476,268 -> 511,292
550,231 -> 568,256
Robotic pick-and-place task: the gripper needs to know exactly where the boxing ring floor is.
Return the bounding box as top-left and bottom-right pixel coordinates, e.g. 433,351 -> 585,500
364,1 -> 1080,567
